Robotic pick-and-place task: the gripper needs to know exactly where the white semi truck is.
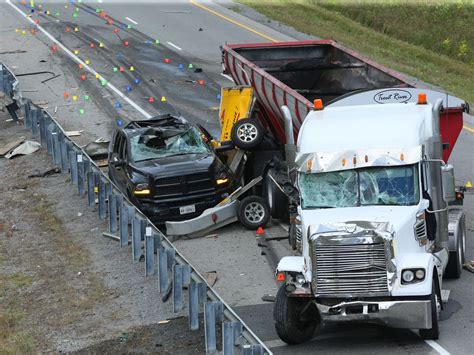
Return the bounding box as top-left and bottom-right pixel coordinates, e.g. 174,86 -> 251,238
274,94 -> 466,343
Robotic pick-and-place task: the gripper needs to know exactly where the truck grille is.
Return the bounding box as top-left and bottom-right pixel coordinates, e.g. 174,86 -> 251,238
154,172 -> 215,198
312,243 -> 389,297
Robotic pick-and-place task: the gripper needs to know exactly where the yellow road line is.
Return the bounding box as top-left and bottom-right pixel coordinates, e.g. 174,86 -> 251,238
464,124 -> 474,133
189,0 -> 279,43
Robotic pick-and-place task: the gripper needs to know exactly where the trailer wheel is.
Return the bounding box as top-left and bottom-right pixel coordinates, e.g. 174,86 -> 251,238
238,195 -> 270,230
419,282 -> 440,340
445,219 -> 465,278
231,118 -> 264,150
265,169 -> 289,220
274,284 -> 320,344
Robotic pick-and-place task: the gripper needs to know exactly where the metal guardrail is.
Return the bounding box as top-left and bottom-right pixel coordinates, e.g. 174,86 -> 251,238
0,62 -> 272,355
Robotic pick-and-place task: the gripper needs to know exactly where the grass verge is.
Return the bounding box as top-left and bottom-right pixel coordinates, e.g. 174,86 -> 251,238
238,0 -> 474,104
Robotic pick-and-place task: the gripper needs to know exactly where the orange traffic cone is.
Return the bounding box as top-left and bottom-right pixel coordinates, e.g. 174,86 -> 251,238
256,227 -> 264,235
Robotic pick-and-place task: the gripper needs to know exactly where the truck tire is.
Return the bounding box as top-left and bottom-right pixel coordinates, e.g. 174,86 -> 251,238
231,118 -> 264,150
445,221 -> 465,278
265,169 -> 289,220
273,284 -> 320,344
237,195 -> 270,230
419,282 -> 440,340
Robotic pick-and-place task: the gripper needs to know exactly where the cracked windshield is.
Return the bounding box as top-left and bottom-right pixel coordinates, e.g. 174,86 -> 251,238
130,127 -> 209,162
299,164 -> 420,208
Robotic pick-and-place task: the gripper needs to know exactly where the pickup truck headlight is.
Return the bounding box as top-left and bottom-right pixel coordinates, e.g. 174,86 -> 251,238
402,268 -> 425,284
216,172 -> 229,186
133,183 -> 151,196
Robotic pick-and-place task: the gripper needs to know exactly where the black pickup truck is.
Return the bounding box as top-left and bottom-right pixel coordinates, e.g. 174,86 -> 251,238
108,114 -> 237,224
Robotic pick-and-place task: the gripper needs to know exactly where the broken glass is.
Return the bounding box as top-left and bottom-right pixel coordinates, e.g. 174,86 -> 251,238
299,164 -> 420,209
130,127 -> 209,162
299,170 -> 358,208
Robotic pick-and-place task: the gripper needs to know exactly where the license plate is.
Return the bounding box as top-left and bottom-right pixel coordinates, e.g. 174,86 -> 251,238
179,204 -> 195,215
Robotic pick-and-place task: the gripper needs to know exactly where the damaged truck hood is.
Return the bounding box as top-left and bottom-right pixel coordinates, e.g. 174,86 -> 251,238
301,205 -> 419,240
131,153 -> 215,176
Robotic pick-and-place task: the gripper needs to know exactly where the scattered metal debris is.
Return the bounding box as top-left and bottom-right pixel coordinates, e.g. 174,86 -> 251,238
5,140 -> 40,159
463,261 -> 474,273
202,271 -> 217,286
261,294 -> 276,302
28,167 -> 61,178
0,50 -> 27,55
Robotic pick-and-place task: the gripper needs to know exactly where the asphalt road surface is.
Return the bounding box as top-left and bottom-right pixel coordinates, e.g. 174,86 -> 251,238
2,1 -> 473,354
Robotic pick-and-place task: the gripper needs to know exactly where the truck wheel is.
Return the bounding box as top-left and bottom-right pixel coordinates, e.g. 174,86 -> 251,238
274,284 -> 320,344
445,221 -> 465,278
419,282 -> 440,340
265,169 -> 289,220
231,118 -> 264,150
237,195 -> 270,230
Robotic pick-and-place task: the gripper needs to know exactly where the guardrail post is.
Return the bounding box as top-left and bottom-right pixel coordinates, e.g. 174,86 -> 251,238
52,132 -> 61,166
159,246 -> 168,293
198,282 -> 207,309
205,302 -> 217,354
98,179 -> 106,219
105,182 -> 112,201
131,217 -> 142,261
30,106 -> 39,137
189,282 -> 199,331
223,322 -> 236,355
119,203 -> 129,247
22,102 -> 31,128
182,265 -> 191,287
145,226 -> 154,276
77,155 -> 85,195
87,171 -> 95,206
58,132 -> 69,173
167,248 -> 175,271
173,264 -> 183,312
69,150 -> 78,185
38,110 -> 46,147
214,301 -> 223,323
109,193 -> 118,233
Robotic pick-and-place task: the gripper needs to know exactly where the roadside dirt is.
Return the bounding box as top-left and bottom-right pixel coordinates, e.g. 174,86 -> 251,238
0,115 -> 204,353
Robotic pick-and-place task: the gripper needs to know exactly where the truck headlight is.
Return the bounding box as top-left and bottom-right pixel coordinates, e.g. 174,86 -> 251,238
216,172 -> 229,185
402,270 -> 414,283
401,268 -> 425,284
133,183 -> 150,196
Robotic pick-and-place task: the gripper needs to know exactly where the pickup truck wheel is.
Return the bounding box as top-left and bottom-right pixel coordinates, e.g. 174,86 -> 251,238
274,284 -> 320,344
238,195 -> 270,230
231,118 -> 264,150
265,169 -> 289,220
419,282 -> 440,340
445,222 -> 465,278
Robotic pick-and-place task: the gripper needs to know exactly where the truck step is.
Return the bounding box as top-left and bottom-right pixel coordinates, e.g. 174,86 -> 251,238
441,289 -> 450,303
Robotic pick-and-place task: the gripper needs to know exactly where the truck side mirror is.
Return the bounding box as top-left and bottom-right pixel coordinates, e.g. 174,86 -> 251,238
441,164 -> 455,202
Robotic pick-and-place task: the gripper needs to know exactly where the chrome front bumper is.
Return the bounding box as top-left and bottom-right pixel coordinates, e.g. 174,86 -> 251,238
317,299 -> 431,329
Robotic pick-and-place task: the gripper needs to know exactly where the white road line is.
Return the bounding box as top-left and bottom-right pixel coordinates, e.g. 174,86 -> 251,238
220,73 -> 234,82
410,330 -> 450,355
6,0 -> 152,119
125,17 -> 138,25
166,41 -> 182,51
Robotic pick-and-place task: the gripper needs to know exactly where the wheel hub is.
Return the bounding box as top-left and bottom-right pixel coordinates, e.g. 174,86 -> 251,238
237,123 -> 257,142
243,202 -> 265,223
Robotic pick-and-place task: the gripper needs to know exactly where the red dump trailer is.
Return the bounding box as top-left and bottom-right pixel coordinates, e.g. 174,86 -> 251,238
222,40 -> 469,162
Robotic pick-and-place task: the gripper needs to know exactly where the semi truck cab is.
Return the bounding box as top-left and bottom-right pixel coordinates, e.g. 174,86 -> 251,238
274,95 -> 466,344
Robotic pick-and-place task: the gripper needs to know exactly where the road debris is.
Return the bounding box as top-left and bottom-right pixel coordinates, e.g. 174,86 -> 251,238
5,140 -> 40,159
28,167 -> 61,178
0,138 -> 24,156
202,271 -> 217,286
261,294 -> 276,302
65,130 -> 83,137
463,261 -> 474,273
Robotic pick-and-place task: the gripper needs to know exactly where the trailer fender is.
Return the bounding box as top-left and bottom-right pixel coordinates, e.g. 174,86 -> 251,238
391,253 -> 438,297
